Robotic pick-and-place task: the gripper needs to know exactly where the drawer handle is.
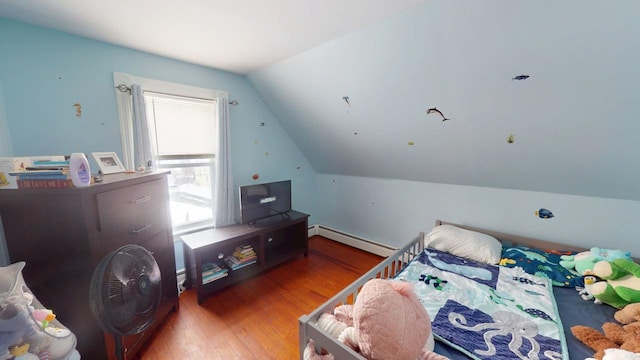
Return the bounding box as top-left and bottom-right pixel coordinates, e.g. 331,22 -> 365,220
131,224 -> 152,234
131,195 -> 151,205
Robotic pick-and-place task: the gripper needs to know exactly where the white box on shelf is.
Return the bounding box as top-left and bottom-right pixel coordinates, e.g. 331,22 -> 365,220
0,157 -> 31,189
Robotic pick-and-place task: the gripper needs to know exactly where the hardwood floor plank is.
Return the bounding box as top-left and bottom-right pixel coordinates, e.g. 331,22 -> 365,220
138,236 -> 383,359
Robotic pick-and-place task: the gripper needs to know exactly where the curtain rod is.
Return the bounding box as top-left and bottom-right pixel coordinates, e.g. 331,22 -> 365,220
115,83 -> 239,106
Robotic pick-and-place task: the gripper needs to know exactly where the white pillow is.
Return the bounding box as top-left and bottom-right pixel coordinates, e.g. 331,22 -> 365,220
424,224 -> 502,264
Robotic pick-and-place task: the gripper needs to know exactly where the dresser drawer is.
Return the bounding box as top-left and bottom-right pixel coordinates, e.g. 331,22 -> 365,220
141,231 -> 178,305
96,179 -> 169,248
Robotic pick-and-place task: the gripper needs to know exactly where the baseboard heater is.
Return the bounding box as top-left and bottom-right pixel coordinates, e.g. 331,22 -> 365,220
308,225 -> 398,257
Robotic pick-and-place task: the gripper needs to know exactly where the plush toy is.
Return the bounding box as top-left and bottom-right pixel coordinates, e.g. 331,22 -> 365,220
32,308 -> 56,329
304,279 -> 449,360
560,248 -> 632,276
579,275 -> 604,304
615,303 -> 640,324
592,248 -> 633,262
588,348 -> 640,360
571,303 -> 640,360
9,344 -> 39,360
571,322 -> 640,360
1,262 -> 48,358
588,259 -> 640,309
1,262 -> 79,360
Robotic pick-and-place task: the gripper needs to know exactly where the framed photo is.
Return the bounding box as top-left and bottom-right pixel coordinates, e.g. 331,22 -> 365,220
92,152 -> 125,174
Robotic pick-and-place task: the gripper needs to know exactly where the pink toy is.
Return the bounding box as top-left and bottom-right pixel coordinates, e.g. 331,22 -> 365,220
305,279 -> 449,360
32,309 -> 55,328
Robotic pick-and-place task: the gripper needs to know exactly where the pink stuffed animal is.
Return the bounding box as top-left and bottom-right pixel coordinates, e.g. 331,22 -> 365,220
305,279 -> 448,360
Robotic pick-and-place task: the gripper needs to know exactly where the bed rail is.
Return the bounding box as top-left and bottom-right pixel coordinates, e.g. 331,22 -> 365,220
298,232 -> 425,359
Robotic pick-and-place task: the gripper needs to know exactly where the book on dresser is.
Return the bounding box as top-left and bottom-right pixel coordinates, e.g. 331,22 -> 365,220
17,179 -> 74,189
10,169 -> 73,188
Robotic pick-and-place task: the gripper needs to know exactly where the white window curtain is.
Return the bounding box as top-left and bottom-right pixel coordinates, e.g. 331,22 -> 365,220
213,92 -> 235,227
131,84 -> 153,171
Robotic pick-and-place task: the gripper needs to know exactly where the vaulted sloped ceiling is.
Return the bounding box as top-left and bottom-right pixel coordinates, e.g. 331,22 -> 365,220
0,0 -> 424,74
248,0 -> 640,201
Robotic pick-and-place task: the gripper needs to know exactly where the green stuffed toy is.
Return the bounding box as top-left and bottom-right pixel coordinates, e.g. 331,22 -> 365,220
589,258 -> 640,309
560,247 -> 632,276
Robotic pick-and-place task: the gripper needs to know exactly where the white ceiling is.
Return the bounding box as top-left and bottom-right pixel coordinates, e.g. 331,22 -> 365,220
0,0 -> 424,74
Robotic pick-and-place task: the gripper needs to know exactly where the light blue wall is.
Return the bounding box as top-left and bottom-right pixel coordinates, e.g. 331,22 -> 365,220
316,174 -> 640,256
0,18 -> 317,266
0,80 -> 13,266
0,18 -> 316,215
0,81 -> 10,156
249,0 -> 640,202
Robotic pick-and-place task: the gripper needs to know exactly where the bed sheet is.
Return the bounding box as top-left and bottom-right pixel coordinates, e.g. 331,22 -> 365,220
395,248 -> 566,359
432,286 -> 617,359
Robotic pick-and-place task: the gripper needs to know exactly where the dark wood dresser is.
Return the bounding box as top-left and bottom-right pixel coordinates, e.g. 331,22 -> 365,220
0,171 -> 178,360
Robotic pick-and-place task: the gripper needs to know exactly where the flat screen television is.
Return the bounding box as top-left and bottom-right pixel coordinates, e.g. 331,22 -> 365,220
239,180 -> 292,225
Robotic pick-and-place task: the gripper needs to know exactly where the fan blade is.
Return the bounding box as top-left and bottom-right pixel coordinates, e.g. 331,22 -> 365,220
89,244 -> 163,335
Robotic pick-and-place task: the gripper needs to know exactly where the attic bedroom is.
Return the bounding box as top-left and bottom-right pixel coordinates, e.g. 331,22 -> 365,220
0,0 -> 639,359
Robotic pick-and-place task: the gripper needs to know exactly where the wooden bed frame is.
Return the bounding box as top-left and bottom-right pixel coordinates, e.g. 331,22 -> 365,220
298,220 -> 594,360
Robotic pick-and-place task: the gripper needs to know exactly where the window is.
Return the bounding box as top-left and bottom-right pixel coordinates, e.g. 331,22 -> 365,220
144,92 -> 217,233
113,72 -> 228,235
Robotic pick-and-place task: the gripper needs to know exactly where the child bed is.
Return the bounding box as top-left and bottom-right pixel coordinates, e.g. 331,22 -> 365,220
298,220 -> 621,360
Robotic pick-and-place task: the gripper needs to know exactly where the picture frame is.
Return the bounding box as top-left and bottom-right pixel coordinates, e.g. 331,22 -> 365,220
92,152 -> 125,175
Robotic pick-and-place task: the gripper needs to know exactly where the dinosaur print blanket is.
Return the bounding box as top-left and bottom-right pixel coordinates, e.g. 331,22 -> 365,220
394,248 -> 568,360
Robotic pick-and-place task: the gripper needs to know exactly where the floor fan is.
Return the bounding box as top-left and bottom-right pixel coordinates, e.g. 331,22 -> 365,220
89,244 -> 162,360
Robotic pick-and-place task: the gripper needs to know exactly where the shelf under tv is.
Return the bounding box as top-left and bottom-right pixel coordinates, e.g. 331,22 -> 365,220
181,210 -> 309,304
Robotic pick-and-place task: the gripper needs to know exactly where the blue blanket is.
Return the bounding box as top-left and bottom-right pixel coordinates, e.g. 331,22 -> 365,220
395,248 -> 568,360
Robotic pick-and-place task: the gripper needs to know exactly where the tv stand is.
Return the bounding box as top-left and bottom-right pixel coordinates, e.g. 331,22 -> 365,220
181,210 -> 309,304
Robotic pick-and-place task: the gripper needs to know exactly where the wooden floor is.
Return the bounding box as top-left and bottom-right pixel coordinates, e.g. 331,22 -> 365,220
138,235 -> 383,360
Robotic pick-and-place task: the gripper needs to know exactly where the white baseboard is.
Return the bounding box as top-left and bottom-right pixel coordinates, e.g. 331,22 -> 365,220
308,225 -> 398,257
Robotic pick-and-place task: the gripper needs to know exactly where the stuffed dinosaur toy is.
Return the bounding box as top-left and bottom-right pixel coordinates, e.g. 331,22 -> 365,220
560,248 -> 637,308
588,259 -> 640,309
304,279 -> 449,360
560,247 -> 631,276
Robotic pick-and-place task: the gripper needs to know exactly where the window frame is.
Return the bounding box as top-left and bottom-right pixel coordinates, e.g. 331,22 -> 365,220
113,72 -> 227,169
113,72 -> 227,236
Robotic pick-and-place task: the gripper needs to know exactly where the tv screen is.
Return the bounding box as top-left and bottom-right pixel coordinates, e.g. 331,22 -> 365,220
239,180 -> 292,224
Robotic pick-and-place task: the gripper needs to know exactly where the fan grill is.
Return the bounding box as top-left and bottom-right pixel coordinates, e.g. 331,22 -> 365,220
90,245 -> 162,336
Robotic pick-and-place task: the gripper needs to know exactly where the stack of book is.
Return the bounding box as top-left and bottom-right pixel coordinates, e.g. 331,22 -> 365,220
225,244 -> 257,270
201,262 -> 228,284
10,156 -> 72,189
11,169 -> 73,189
